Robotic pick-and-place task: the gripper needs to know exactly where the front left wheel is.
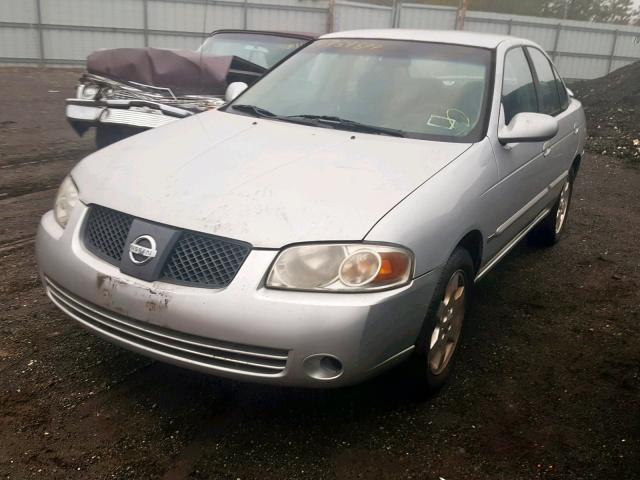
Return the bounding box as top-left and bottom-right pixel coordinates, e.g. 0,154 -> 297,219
408,247 -> 474,395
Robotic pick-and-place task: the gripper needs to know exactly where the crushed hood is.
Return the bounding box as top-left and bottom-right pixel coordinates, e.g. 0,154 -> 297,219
87,47 -> 264,96
73,112 -> 472,248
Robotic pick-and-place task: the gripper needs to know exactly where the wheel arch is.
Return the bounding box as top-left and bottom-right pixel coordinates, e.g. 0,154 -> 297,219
454,230 -> 484,274
571,154 -> 582,178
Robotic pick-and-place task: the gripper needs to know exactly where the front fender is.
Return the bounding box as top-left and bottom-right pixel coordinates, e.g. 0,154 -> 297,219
364,138 -> 498,276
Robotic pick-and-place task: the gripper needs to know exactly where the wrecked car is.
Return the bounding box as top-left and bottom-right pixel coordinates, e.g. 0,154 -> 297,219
65,30 -> 315,148
39,30 -> 586,392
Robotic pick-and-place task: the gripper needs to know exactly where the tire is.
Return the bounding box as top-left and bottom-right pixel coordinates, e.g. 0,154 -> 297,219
529,173 -> 574,247
95,125 -> 140,149
408,247 -> 475,396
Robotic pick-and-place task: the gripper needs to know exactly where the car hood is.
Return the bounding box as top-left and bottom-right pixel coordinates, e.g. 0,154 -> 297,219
86,47 -> 265,96
73,112 -> 471,248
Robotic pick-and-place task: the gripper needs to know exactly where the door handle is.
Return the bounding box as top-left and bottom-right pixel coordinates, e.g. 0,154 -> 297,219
543,144 -> 552,157
573,122 -> 580,135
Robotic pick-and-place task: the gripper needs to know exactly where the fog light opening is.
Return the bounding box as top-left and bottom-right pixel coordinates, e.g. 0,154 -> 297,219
303,354 -> 344,380
320,356 -> 342,375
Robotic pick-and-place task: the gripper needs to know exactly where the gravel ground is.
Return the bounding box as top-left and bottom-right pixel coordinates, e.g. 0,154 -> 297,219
0,67 -> 639,479
569,61 -> 640,163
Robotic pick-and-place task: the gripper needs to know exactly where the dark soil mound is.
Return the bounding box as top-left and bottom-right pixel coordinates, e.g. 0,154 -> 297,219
570,61 -> 640,162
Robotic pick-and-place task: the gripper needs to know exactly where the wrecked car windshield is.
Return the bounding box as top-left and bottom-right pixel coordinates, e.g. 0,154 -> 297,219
229,39 -> 492,142
199,33 -> 308,69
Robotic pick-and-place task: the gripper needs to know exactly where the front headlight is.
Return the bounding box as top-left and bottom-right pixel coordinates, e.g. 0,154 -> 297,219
78,84 -> 100,99
53,175 -> 79,228
266,244 -> 413,292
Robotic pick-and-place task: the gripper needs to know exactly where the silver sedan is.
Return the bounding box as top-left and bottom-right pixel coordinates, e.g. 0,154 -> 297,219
37,29 -> 587,392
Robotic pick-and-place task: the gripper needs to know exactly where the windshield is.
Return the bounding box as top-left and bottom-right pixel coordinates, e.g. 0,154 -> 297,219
229,39 -> 493,141
199,33 -> 309,69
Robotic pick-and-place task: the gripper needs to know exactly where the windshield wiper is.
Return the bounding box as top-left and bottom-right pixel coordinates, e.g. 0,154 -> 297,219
285,115 -> 406,137
231,104 -> 276,118
230,108 -> 406,137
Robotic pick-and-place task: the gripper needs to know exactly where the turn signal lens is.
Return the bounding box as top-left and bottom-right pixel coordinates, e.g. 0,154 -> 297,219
373,252 -> 412,286
266,244 -> 413,292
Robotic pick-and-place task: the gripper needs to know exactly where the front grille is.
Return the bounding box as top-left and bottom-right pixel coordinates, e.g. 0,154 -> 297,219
107,87 -> 224,111
85,206 -> 133,262
84,205 -> 250,288
45,278 -> 288,377
162,233 -> 251,288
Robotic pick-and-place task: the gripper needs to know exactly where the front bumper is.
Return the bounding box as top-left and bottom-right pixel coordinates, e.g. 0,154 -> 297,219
36,203 -> 439,387
66,98 -> 193,134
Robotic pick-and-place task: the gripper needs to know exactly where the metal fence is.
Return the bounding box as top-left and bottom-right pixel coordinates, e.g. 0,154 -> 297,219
1,0 -> 639,79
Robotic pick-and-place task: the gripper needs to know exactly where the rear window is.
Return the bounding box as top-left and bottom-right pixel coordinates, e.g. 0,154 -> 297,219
200,33 -> 308,69
527,47 -> 562,116
552,65 -> 570,111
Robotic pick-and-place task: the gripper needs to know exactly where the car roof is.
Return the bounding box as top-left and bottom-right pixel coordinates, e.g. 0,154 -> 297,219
209,29 -> 318,41
320,29 -> 528,49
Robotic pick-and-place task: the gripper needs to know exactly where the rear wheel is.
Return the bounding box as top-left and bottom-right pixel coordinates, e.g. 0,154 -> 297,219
408,248 -> 474,395
95,125 -> 141,149
529,174 -> 574,246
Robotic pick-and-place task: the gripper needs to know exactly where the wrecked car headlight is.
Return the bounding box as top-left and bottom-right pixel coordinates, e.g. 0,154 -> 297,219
53,175 -> 79,228
79,84 -> 100,100
266,244 -> 413,292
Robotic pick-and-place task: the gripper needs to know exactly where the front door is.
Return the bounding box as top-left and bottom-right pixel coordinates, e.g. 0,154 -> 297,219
484,46 -> 549,259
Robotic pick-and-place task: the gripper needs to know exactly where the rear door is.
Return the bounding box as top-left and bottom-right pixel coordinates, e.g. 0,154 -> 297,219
525,47 -> 579,185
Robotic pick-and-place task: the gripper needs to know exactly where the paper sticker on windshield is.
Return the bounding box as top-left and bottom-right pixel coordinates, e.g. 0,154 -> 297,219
322,39 -> 384,51
427,115 -> 455,130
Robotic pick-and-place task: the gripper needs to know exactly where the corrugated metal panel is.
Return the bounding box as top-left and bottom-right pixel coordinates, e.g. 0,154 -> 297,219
43,29 -> 144,60
40,0 -> 144,28
250,0 -> 328,7
464,19 -> 509,34
510,24 -> 557,51
613,33 -> 640,58
558,17 -> 620,32
334,2 -> 392,31
148,33 -> 204,50
610,59 -> 634,72
247,7 -> 326,33
397,5 -> 457,30
555,55 -> 609,80
147,0 -> 244,32
1,0 -> 639,78
0,27 -> 40,58
557,28 -> 614,56
0,0 -> 38,23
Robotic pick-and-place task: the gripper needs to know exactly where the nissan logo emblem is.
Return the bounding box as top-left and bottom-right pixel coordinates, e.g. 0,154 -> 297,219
128,235 -> 157,265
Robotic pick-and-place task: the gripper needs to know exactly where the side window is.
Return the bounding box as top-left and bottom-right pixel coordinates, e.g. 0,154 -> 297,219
502,47 -> 538,125
527,47 -> 562,116
552,66 -> 569,110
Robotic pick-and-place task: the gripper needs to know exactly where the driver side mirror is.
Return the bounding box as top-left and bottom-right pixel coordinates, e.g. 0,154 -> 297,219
225,82 -> 248,103
498,112 -> 559,144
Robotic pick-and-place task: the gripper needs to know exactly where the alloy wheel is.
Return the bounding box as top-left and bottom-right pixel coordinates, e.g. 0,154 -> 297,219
555,180 -> 571,234
428,270 -> 466,375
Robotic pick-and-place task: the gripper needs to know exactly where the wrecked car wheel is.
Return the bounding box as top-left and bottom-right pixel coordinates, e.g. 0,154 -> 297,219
95,125 -> 141,149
